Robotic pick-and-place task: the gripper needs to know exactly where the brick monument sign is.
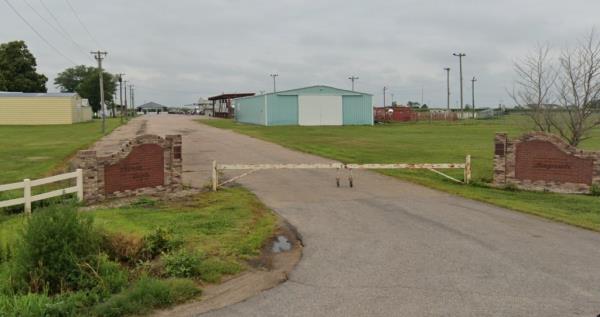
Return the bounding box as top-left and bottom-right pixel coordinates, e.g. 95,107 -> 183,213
494,132 -> 599,193
76,134 -> 182,203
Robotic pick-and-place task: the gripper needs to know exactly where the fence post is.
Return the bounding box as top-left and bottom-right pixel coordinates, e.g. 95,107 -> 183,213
76,168 -> 84,202
464,155 -> 472,184
23,178 -> 31,214
212,160 -> 218,191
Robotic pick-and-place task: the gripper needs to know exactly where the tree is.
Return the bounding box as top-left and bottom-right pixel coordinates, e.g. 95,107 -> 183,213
55,66 -> 116,113
0,41 -> 47,92
511,31 -> 600,146
407,101 -> 420,108
77,69 -> 116,113
54,65 -> 95,93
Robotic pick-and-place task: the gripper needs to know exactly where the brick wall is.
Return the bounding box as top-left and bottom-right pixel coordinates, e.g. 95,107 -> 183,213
76,134 -> 182,204
493,132 -> 600,194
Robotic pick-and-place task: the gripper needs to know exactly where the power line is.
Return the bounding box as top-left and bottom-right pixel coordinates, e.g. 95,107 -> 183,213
22,0 -> 88,59
3,0 -> 77,65
65,0 -> 101,48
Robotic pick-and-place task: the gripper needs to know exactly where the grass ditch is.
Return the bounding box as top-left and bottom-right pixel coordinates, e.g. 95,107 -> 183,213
0,187 -> 277,316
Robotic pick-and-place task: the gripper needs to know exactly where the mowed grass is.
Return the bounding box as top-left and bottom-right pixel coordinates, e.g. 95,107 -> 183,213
200,115 -> 600,231
0,118 -> 122,184
1,187 -> 277,282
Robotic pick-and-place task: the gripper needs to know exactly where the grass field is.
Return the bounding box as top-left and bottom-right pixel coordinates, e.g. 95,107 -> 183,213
0,118 -> 122,184
0,187 -> 277,316
200,115 -> 600,231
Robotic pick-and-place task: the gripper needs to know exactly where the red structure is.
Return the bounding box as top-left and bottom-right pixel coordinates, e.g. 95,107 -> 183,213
374,107 -> 457,122
208,93 -> 255,118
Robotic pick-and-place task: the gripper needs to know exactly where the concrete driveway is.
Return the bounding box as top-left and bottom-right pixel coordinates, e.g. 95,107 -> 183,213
136,115 -> 600,316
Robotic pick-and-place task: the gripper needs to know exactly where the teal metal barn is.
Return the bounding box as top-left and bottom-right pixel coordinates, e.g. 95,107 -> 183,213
234,85 -> 373,126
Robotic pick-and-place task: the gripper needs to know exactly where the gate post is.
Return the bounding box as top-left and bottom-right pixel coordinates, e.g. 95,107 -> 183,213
212,160 -> 218,191
464,155 -> 472,184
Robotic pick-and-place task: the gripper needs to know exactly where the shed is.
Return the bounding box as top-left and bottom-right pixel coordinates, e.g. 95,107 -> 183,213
0,92 -> 92,125
234,85 -> 373,126
208,93 -> 255,118
137,102 -> 167,113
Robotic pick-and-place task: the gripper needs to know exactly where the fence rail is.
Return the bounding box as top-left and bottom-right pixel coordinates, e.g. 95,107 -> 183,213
212,156 -> 471,191
0,169 -> 83,213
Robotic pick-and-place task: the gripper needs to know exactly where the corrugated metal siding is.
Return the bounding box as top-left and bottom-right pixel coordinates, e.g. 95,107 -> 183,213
0,97 -> 76,125
235,95 -> 265,125
342,95 -> 373,125
267,95 -> 298,125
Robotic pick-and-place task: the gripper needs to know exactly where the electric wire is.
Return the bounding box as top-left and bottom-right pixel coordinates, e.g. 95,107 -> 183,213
3,0 -> 78,65
64,0 -> 101,48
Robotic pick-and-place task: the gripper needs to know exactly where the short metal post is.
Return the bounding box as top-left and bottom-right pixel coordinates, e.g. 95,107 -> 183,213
348,168 -> 354,188
76,168 -> 84,202
212,160 -> 218,191
336,168 -> 341,187
464,155 -> 472,184
23,178 -> 31,214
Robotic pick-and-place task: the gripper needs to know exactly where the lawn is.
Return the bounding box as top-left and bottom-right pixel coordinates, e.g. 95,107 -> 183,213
0,187 -> 277,316
199,114 -> 600,231
0,118 -> 122,184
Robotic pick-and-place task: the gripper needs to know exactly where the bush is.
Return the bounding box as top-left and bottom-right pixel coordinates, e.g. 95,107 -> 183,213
590,183 -> 600,196
12,203 -> 100,294
91,277 -> 200,317
142,227 -> 179,259
77,254 -> 129,295
100,227 -> 179,265
163,250 -> 202,278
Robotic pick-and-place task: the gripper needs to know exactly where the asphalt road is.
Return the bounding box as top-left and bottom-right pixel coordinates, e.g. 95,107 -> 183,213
134,115 -> 600,316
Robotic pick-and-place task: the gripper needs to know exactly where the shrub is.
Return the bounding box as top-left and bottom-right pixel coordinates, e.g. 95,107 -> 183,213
142,227 -> 179,259
91,277 -> 200,317
77,254 -> 129,295
163,250 -> 202,278
100,232 -> 145,264
590,183 -> 600,196
12,203 -> 100,294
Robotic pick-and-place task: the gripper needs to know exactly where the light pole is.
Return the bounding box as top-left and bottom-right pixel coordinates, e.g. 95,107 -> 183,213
348,76 -> 359,91
453,52 -> 466,118
270,74 -> 278,92
444,67 -> 450,111
116,73 -> 125,122
471,76 -> 477,119
91,50 -> 107,133
383,86 -> 387,107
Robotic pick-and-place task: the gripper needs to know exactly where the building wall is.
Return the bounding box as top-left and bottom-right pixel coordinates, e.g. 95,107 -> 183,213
342,95 -> 373,125
0,96 -> 75,125
267,94 -> 298,125
235,95 -> 265,125
235,86 -> 373,126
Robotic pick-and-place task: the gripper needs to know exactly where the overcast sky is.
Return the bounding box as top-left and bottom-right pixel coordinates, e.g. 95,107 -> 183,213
1,0 -> 599,107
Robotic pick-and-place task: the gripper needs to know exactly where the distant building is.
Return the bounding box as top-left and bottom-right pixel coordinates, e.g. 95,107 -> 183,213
137,102 -> 167,113
234,85 -> 373,126
0,92 -> 92,125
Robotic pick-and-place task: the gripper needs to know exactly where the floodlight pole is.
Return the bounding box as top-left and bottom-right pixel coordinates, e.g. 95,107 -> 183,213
348,76 -> 359,91
453,53 -> 466,119
444,67 -> 450,111
270,74 -> 278,92
471,76 -> 477,119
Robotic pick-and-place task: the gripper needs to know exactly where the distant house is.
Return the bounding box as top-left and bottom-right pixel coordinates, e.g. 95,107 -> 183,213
0,92 -> 92,125
136,102 -> 167,113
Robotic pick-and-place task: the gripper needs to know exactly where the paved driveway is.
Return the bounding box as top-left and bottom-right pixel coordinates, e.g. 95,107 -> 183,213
138,115 -> 600,316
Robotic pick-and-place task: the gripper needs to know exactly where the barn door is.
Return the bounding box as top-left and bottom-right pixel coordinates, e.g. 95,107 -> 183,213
298,95 -> 342,126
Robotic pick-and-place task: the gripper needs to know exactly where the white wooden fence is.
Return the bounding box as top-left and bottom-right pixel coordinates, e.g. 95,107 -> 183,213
211,155 -> 471,191
0,169 -> 83,213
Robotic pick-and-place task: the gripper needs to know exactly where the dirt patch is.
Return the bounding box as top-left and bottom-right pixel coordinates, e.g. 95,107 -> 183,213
150,219 -> 303,317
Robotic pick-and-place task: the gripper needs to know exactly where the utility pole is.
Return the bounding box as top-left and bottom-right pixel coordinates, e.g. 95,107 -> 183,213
383,86 -> 387,107
270,74 -> 278,92
453,52 -> 466,118
471,76 -> 477,119
91,50 -> 108,133
123,80 -> 128,118
391,93 -> 394,106
130,85 -> 135,115
348,76 -> 359,91
421,87 -> 424,106
444,67 -> 451,110
116,73 -> 124,123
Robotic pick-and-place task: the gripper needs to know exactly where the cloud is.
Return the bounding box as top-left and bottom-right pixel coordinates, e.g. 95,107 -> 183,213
1,0 -> 599,107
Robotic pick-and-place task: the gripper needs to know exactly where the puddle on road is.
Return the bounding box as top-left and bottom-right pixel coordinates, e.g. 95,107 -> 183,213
272,235 -> 291,253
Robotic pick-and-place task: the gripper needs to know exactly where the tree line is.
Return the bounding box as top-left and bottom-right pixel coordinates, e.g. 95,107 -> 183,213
0,40 -> 117,113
